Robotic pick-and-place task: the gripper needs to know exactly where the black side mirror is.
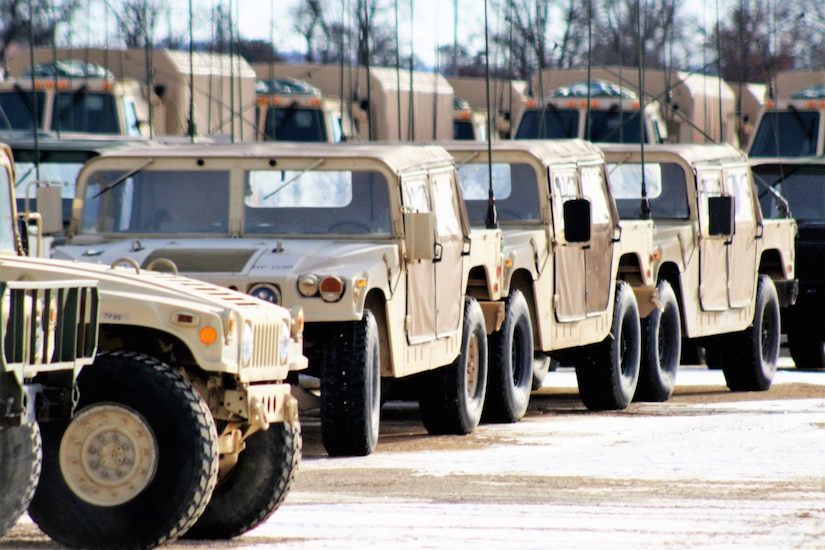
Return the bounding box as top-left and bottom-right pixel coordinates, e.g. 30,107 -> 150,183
708,195 -> 734,237
563,198 -> 591,243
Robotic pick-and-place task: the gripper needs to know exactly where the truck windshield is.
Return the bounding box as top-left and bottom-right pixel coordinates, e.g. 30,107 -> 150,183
515,109 -> 578,139
458,162 -> 540,224
263,107 -> 327,142
53,91 -> 120,134
749,111 -> 819,157
589,110 -> 645,143
752,164 -> 825,222
80,169 -> 230,234
0,90 -> 46,130
607,162 -> 689,220
244,169 -> 391,235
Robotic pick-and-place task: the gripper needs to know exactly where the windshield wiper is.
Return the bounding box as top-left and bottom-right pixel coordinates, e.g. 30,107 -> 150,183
752,170 -> 793,218
92,158 -> 155,199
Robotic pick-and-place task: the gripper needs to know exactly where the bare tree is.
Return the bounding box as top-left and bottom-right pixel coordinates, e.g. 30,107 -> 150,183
0,0 -> 81,73
103,0 -> 162,48
291,0 -> 327,62
712,0 -> 807,85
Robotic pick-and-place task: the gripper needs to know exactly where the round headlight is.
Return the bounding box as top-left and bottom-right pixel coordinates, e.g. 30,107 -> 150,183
250,284 -> 280,304
279,319 -> 291,364
241,322 -> 255,365
297,274 -> 319,297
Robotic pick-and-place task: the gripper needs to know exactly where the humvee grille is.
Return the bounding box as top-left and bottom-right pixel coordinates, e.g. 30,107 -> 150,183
142,249 -> 258,273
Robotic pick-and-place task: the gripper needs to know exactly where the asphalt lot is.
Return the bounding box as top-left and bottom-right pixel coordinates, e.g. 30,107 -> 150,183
5,357 -> 825,549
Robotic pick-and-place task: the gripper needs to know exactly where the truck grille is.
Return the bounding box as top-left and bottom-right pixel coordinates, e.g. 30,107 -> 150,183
142,249 -> 258,273
2,280 -> 99,371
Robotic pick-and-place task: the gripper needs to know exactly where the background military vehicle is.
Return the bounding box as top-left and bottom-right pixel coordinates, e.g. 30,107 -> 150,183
446,76 -> 528,139
513,79 -> 668,144
750,156 -> 824,369
0,142 -> 306,548
602,143 -> 797,396
0,60 -> 149,137
448,139 -> 657,411
51,141 -> 503,458
748,70 -> 825,158
254,77 -> 355,142
8,48 -> 257,140
252,63 -> 454,142
518,67 -> 738,146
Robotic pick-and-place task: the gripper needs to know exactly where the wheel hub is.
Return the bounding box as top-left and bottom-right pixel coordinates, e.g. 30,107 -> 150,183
59,404 -> 158,507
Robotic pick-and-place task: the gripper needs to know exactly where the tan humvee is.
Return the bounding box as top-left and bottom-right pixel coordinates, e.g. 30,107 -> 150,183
53,141 -> 503,457
0,143 -> 306,548
601,143 -> 797,397
447,139 -> 657,412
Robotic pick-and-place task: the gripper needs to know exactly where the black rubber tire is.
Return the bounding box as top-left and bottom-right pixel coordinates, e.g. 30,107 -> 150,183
721,275 -> 780,391
575,282 -> 641,410
483,289 -> 534,423
29,351 -> 219,550
184,420 -> 302,540
635,280 -> 681,402
0,423 -> 41,537
787,315 -> 825,369
419,297 -> 488,435
320,310 -> 381,457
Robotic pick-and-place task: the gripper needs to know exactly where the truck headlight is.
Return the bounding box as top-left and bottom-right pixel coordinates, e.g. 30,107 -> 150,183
250,284 -> 281,304
241,322 -> 255,365
279,319 -> 291,364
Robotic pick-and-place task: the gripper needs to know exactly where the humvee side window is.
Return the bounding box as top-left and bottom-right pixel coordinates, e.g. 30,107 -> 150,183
432,174 -> 461,237
728,170 -> 754,222
580,166 -> 610,225
82,169 -> 230,234
245,169 -> 390,235
0,167 -> 17,252
458,162 -> 541,224
698,172 -> 723,234
403,178 -> 430,213
552,171 -> 578,231
608,162 -> 689,220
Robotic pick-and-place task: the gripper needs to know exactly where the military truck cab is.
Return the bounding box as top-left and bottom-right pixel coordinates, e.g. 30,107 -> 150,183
0,61 -> 148,136
255,77 -> 355,142
602,143 -> 797,395
514,80 -> 667,144
749,85 -> 825,157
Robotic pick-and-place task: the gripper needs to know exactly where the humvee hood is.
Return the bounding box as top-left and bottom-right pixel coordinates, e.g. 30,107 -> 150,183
4,253 -> 268,310
53,237 -> 397,279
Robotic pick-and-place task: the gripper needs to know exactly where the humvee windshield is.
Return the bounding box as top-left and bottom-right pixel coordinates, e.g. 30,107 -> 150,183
81,169 -> 230,234
749,111 -> 819,157
607,162 -> 690,220
752,164 -> 825,222
245,169 -> 391,235
457,162 -> 541,224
